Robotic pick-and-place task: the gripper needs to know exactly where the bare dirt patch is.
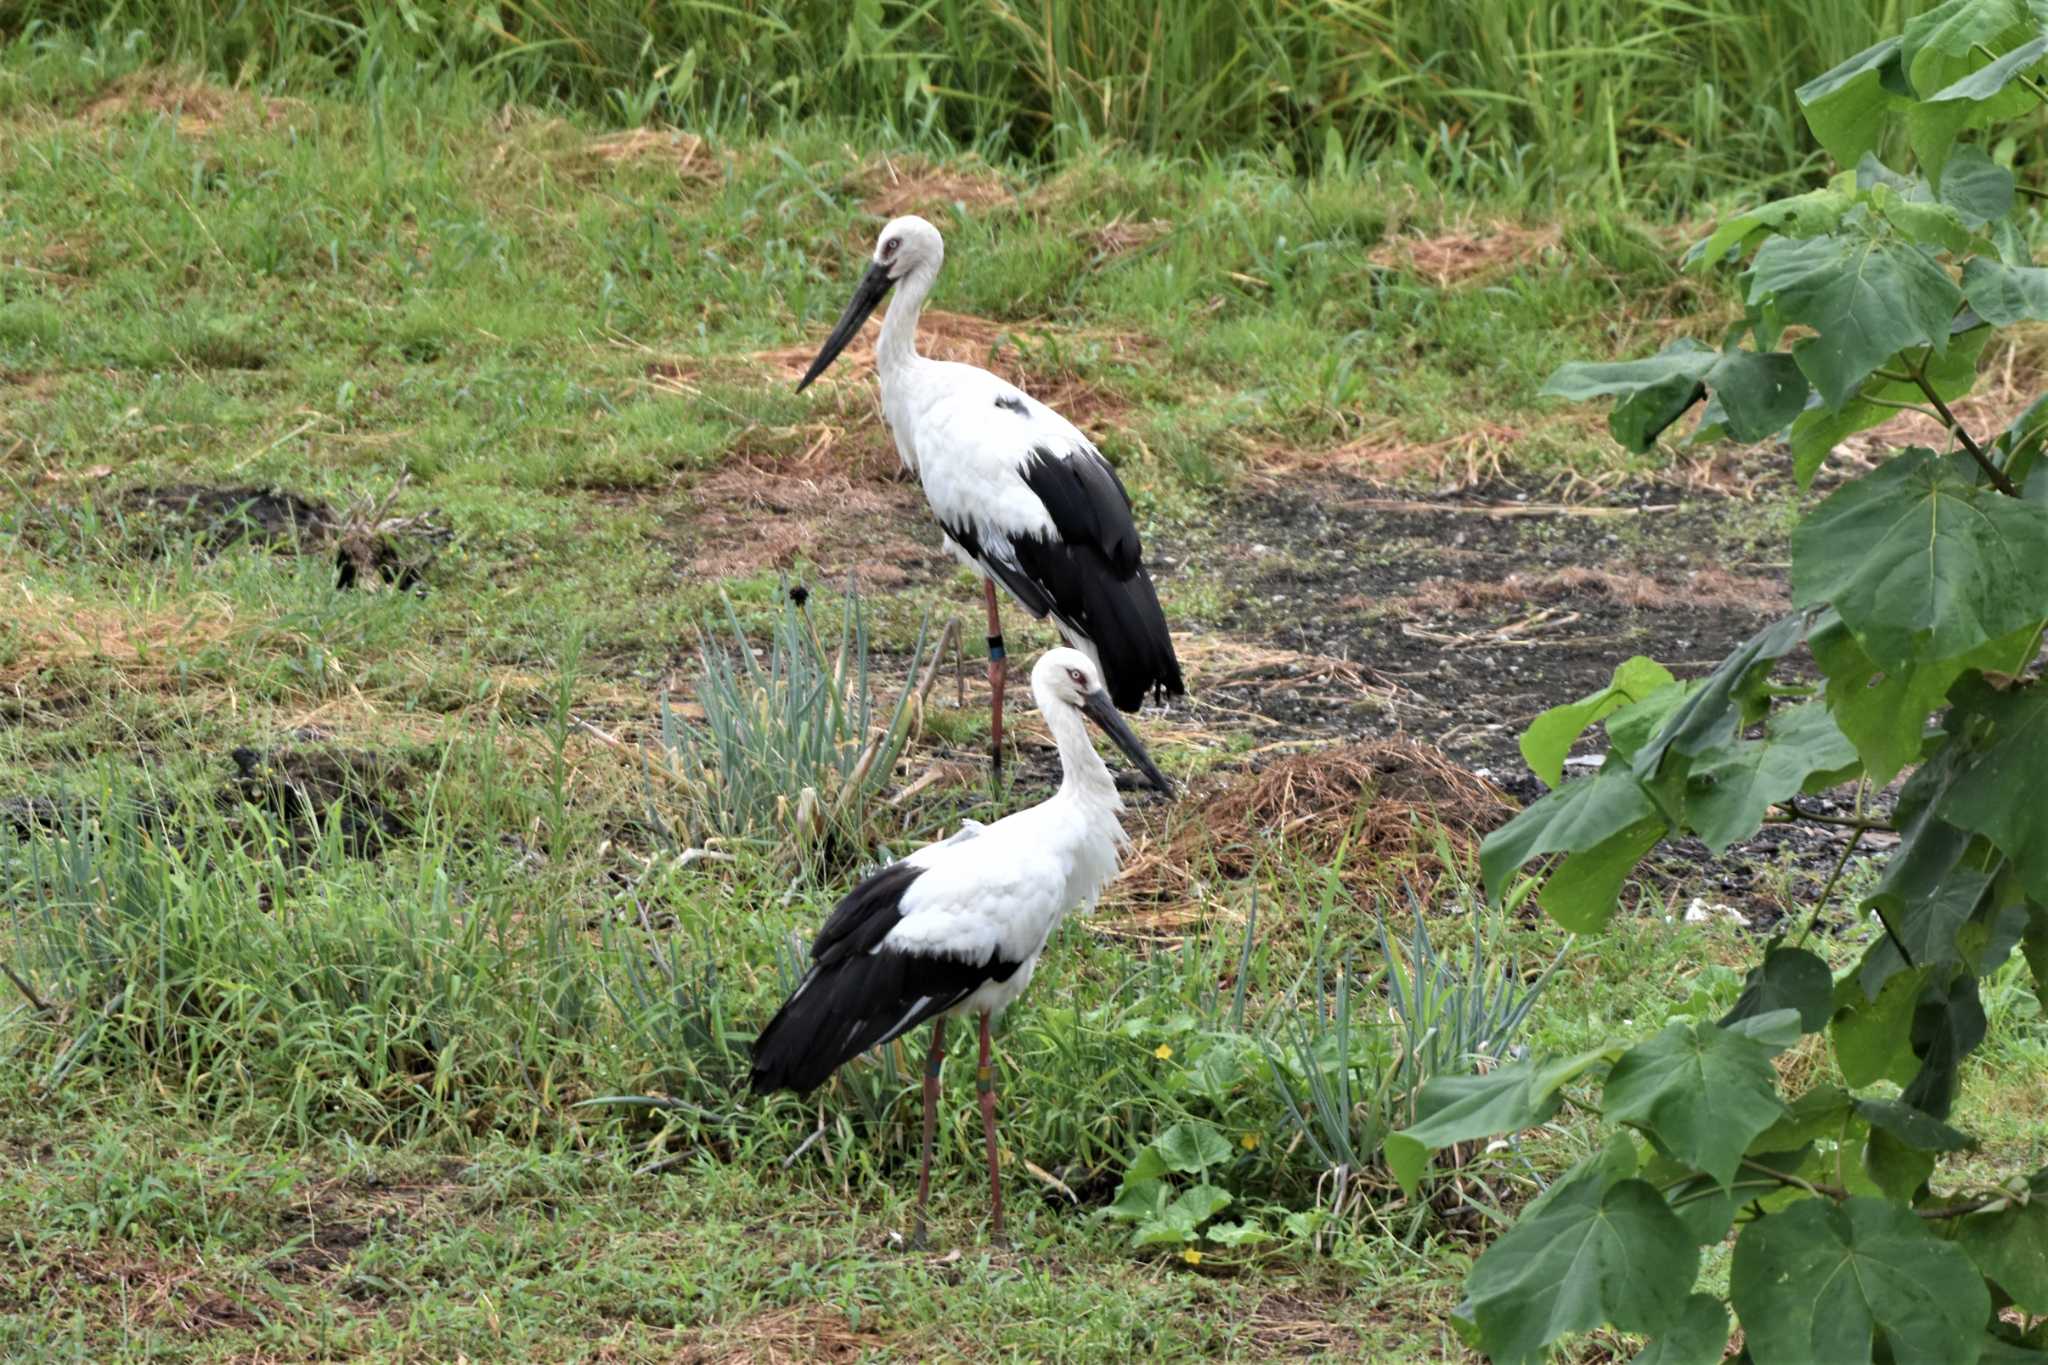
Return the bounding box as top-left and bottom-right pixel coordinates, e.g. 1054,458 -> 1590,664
1197,475 -> 1783,777
857,153 -> 1014,219
1368,221 -> 1563,286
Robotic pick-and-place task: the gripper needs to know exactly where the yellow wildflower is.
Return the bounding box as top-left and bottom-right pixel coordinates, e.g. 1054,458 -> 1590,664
1241,1133 -> 1260,1151
1153,1043 -> 1173,1061
1181,1248 -> 1203,1265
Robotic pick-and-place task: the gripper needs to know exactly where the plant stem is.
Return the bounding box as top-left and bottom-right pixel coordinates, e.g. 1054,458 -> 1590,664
1910,348 -> 2018,495
1767,799 -> 1892,832
1793,785 -> 1871,949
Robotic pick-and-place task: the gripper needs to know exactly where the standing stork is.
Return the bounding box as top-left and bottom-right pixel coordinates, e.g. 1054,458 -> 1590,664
796,215 -> 1185,779
750,647 -> 1172,1246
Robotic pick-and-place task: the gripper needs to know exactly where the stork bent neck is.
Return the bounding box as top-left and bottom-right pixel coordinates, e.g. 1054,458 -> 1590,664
1040,695 -> 1122,811
876,257 -> 939,383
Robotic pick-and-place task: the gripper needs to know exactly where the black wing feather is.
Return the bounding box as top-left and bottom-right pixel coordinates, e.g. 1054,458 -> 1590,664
750,862 -> 1023,1096
943,444 -> 1184,711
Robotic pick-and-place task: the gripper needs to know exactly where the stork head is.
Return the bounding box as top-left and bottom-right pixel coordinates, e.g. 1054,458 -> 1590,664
795,216 -> 945,392
1031,648 -> 1173,795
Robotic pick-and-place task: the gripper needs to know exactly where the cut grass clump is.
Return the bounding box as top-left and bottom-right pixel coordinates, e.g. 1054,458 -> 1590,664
1121,740 -> 1513,913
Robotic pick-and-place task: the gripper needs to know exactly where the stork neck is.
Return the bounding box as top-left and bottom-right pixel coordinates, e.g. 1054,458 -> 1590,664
1046,705 -> 1122,809
876,259 -> 936,380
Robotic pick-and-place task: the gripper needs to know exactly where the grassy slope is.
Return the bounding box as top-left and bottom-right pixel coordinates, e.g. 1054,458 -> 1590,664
4,41 -> 2045,1365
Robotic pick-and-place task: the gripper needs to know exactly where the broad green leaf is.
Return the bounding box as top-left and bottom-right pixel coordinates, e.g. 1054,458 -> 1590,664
1682,702 -> 1860,853
1605,679 -> 1701,765
1630,1294 -> 1732,1365
1731,1196 -> 1990,1365
1748,235 -> 1963,410
1953,1169 -> 2048,1313
1721,946 -> 1835,1033
1707,349 -> 1811,442
2025,904 -> 2048,1013
1855,1097 -> 1975,1151
1685,185 -> 1855,272
1464,1147 -> 1697,1363
1910,34 -> 2048,177
1791,449 -> 2048,671
1542,340 -> 1715,454
1941,145 -> 2018,227
1535,815 -> 1666,931
1963,257 -> 2048,325
1479,769 -> 1664,926
1751,1083 -> 1857,1152
1903,0 -> 2046,96
1872,183 -> 1974,254
1809,613 -> 2036,785
1203,1218 -> 1271,1248
1644,1148 -> 1738,1245
1106,1177 -> 1168,1223
1633,611 -> 1812,777
1795,38 -> 1907,167
1541,339 -> 1716,402
1833,963 -> 1932,1088
1787,322 -> 1989,487
1860,737 -> 2002,988
1863,1125 -> 1937,1201
1149,1121 -> 1232,1175
1612,373 -> 1708,453
1520,656 -> 1676,787
1932,680 -> 2048,902
1902,969 -> 1987,1118
1603,1017 -> 1787,1187
1386,1047 -> 1613,1196
1131,1181 -> 1232,1246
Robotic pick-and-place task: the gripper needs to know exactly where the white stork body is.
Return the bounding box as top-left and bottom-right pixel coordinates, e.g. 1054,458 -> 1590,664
751,648 -> 1170,1244
798,217 -> 1183,772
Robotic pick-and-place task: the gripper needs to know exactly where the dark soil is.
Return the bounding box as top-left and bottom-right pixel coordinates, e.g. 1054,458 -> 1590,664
223,743 -> 413,856
1162,471 -> 1869,926
1199,475 -> 1789,777
125,483 -> 334,551
119,482 -> 444,590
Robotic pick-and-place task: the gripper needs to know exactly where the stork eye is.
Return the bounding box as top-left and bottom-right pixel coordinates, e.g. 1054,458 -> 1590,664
1066,668 -> 1087,687
880,236 -> 901,260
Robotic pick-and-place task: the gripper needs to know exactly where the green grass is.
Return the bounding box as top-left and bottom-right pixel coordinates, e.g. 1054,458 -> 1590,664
3,22 -> 2045,1364
13,0 -> 1902,211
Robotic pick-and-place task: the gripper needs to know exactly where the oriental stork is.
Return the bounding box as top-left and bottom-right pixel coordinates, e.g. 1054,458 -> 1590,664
795,215 -> 1184,779
750,647 -> 1172,1246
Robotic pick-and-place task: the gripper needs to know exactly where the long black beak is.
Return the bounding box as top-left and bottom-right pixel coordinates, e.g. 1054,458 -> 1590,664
1080,689 -> 1173,795
796,260 -> 895,392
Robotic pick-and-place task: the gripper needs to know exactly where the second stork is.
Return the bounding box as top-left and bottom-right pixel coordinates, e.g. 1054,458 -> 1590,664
797,215 -> 1185,777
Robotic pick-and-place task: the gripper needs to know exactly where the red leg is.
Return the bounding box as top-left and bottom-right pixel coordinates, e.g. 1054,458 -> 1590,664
977,1011 -> 1007,1245
983,579 -> 1006,782
910,1018 -> 946,1249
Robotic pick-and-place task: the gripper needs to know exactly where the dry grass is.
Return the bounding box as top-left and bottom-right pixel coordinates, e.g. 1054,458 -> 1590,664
0,573 -> 240,694
581,127 -> 714,179
688,1304 -> 899,1364
857,153 -> 1014,219
80,73 -> 298,135
680,456 -> 936,585
1086,215 -> 1173,260
1112,740 -> 1513,925
1251,420 -> 1520,488
1369,221 -> 1563,287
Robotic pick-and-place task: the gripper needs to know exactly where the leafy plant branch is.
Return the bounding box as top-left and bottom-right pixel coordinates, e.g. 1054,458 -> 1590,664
1406,8 -> 2048,1360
